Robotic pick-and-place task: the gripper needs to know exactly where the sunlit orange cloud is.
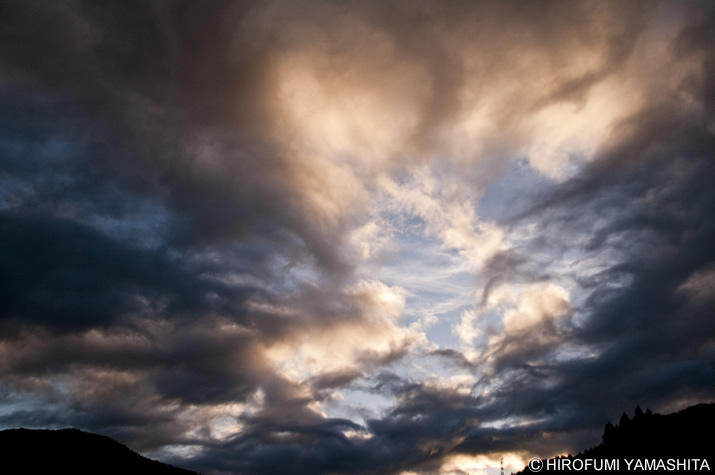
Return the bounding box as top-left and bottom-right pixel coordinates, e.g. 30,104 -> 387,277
235,2 -> 695,442
451,282 -> 572,374
259,0 -> 696,197
439,452 -> 528,475
246,0 -> 681,291
263,280 -> 425,382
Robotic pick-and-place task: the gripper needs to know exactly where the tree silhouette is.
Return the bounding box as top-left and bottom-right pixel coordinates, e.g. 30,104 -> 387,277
514,403 -> 715,474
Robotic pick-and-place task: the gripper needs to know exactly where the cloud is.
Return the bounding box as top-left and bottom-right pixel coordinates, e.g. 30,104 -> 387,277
1,1 -> 714,474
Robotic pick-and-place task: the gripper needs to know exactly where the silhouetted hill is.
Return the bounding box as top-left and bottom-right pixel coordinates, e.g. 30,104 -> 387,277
0,428 -> 198,474
515,403 -> 715,474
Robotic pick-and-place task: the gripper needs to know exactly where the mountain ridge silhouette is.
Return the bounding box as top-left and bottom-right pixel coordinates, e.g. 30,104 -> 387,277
514,402 -> 715,474
3,404 -> 713,474
0,427 -> 199,474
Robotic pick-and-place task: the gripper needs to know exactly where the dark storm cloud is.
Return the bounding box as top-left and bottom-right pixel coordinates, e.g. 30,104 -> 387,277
310,369 -> 365,392
179,373 -> 480,475
0,211 -> 274,331
1,0 -> 353,277
1,0 -> 715,474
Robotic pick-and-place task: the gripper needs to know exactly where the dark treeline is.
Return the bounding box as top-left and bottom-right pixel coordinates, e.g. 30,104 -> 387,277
514,403 -> 715,474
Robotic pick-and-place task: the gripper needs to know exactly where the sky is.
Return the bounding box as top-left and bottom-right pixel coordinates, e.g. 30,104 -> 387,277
1,1 -> 714,474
